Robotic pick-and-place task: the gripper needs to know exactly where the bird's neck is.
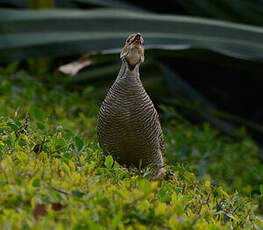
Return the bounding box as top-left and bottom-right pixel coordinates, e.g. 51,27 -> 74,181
116,60 -> 140,82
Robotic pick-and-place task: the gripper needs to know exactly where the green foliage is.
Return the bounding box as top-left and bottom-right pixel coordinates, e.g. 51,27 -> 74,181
0,70 -> 263,229
164,111 -> 263,195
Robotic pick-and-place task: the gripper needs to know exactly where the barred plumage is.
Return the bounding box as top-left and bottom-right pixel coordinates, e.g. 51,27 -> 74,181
97,33 -> 165,178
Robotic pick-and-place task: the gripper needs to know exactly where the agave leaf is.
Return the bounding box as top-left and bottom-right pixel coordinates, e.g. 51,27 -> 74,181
177,0 -> 237,22
1,9 -> 263,64
211,109 -> 263,135
158,62 -> 239,137
225,0 -> 263,26
158,61 -> 214,110
177,0 -> 263,26
72,0 -> 143,11
159,62 -> 263,138
0,0 -> 139,9
0,0 -> 27,8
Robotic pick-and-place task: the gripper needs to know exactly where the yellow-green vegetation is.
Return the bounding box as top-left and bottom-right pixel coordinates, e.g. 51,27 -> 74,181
0,69 -> 263,229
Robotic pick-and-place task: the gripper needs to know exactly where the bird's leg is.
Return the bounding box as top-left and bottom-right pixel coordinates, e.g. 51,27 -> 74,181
150,166 -> 166,180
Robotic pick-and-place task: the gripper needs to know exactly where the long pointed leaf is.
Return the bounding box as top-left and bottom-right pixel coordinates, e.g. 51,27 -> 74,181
177,0 -> 263,26
1,9 -> 263,63
72,0 -> 144,11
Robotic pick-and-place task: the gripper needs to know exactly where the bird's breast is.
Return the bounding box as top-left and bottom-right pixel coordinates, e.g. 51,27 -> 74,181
97,76 -> 162,167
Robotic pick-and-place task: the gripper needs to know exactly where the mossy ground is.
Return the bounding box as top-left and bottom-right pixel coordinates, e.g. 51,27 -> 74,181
0,69 -> 263,229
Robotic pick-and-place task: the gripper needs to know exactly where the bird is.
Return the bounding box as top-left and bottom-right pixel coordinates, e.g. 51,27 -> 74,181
97,33 -> 165,178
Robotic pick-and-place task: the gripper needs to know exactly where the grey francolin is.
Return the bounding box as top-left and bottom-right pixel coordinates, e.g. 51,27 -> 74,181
97,33 -> 165,178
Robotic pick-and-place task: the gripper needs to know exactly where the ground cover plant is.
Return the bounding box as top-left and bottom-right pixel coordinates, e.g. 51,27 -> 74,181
0,68 -> 263,229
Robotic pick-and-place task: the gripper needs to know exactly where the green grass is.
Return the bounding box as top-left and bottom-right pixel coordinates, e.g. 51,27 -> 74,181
0,69 -> 263,229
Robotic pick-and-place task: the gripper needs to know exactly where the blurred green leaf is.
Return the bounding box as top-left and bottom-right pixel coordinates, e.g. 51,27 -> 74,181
7,122 -> 19,132
111,211 -> 122,230
72,190 -> 84,198
260,184 -> 263,195
139,179 -> 152,195
74,136 -> 84,152
55,138 -> 65,150
32,108 -> 45,121
32,178 -> 40,187
36,122 -> 45,130
104,155 -> 113,169
82,86 -> 94,95
0,181 -> 8,186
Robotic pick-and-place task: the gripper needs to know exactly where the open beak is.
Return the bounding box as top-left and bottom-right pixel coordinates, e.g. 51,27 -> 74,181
130,33 -> 142,44
120,33 -> 144,61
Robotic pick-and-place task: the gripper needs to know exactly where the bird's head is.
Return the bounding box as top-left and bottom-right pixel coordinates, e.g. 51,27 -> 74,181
120,33 -> 144,70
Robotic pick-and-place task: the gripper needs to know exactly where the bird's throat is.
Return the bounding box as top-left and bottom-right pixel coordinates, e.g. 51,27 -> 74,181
119,59 -> 140,76
115,61 -> 141,84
